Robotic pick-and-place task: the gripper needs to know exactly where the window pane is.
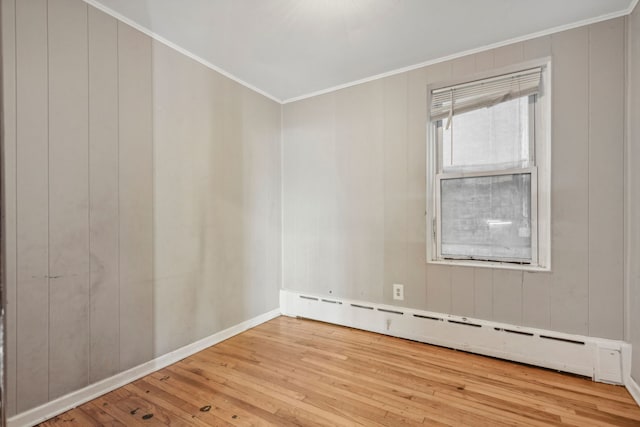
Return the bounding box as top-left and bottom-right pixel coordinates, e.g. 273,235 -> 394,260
442,96 -> 530,172
440,173 -> 531,262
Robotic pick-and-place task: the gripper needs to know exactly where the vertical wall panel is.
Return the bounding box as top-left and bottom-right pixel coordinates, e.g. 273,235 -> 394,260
628,0 -> 640,383
209,73 -> 244,328
15,0 -> 50,412
587,18 -> 625,340
451,267 -> 474,316
47,0 -> 90,400
521,35 -> 552,329
152,42 -> 208,355
426,265 -> 451,313
524,35 -> 552,60
225,81 -> 250,327
2,0 -> 17,416
333,82 -> 385,302
451,55 -> 475,77
382,74 -> 408,305
493,43 -> 524,67
474,50 -> 494,72
216,78 -> 245,328
492,270 -> 523,324
118,22 -> 154,370
88,6 -> 120,382
474,268 -> 493,320
282,94 -> 337,296
406,67 -> 431,309
522,272 -> 551,329
550,27 -> 590,335
240,86 -> 282,319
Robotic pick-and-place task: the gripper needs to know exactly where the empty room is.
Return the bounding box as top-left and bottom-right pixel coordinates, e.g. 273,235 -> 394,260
2,0 -> 640,425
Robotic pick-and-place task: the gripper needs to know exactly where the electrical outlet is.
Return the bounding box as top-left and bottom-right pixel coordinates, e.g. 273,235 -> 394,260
393,284 -> 404,300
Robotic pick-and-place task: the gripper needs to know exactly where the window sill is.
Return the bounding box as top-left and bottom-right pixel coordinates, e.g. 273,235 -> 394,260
427,258 -> 550,272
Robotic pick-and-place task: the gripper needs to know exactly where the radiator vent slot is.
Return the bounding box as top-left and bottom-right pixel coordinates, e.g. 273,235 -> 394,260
351,304 -> 374,310
495,327 -> 534,337
378,308 -> 404,315
299,295 -> 319,301
448,319 -> 482,328
321,299 -> 342,304
413,314 -> 444,322
540,335 -> 585,345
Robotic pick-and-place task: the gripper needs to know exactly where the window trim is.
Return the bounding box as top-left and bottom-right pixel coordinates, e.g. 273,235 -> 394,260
426,59 -> 552,272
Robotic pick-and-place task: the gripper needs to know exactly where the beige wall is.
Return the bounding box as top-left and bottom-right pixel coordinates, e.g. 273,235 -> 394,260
627,1 -> 640,384
1,0 -> 281,415
283,18 -> 626,340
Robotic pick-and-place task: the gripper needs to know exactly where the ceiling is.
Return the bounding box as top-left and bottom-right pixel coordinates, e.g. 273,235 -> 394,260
88,0 -> 635,103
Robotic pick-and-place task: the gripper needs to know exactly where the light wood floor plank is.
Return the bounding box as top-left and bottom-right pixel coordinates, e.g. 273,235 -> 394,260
38,316 -> 640,426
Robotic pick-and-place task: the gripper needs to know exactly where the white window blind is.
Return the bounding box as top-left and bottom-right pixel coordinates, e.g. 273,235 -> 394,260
430,67 -> 542,123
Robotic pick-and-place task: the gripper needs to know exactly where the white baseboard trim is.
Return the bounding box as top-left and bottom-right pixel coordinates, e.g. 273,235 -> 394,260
281,289 -> 629,385
7,308 -> 281,427
627,375 -> 640,408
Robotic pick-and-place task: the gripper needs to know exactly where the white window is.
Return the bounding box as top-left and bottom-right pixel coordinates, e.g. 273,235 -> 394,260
427,64 -> 550,270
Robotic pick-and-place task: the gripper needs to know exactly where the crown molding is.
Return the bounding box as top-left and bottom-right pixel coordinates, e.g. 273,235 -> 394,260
83,0 -> 636,105
283,7 -> 632,103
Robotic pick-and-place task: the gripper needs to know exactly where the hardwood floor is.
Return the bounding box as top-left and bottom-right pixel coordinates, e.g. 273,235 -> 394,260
41,316 -> 640,426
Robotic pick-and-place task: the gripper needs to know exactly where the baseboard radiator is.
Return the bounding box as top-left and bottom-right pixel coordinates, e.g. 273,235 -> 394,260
280,289 -> 629,385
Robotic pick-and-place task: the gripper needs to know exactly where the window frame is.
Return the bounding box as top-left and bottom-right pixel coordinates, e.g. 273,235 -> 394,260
426,59 -> 551,272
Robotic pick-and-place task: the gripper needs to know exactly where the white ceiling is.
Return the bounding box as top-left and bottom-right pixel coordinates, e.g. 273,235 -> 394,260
88,0 -> 635,103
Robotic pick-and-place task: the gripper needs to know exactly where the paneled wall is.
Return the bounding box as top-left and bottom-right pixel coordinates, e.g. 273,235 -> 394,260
1,0 -> 281,416
627,2 -> 640,384
152,42 -> 282,356
283,18 -> 625,340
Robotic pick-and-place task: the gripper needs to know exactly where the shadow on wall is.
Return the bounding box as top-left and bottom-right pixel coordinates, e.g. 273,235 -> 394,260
151,46 -> 282,356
